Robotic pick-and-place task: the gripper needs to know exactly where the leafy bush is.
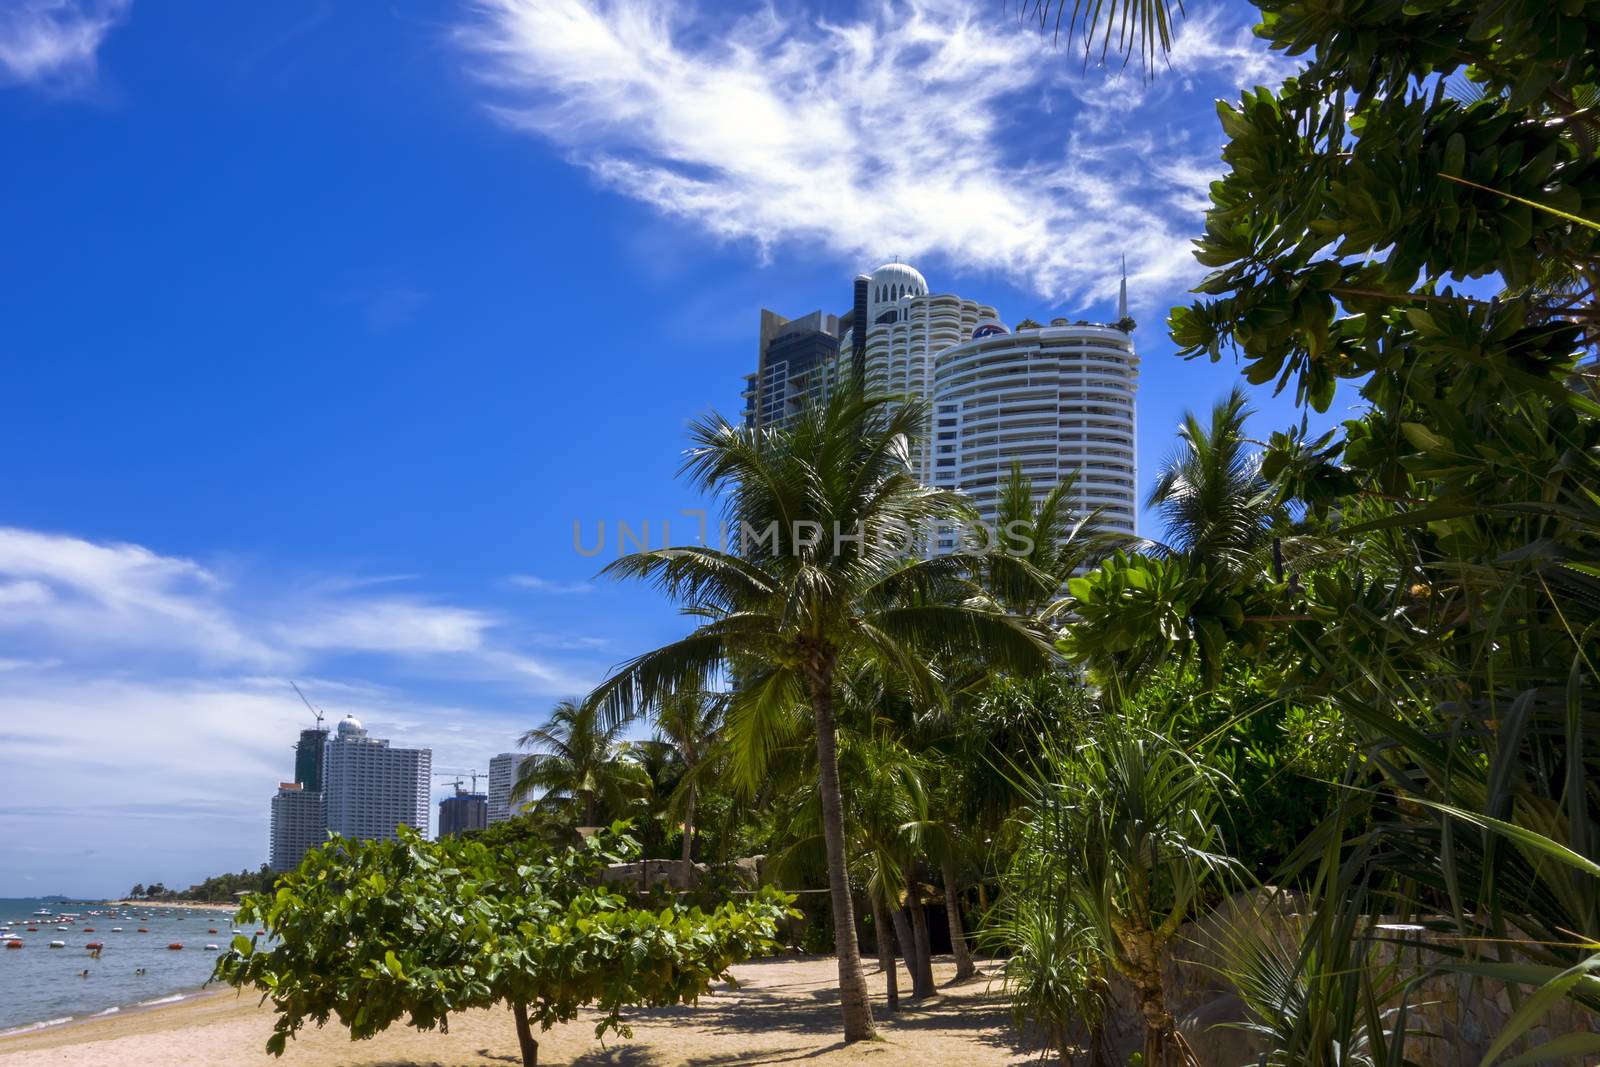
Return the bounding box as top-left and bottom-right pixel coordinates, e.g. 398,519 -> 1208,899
213,822 -> 794,1067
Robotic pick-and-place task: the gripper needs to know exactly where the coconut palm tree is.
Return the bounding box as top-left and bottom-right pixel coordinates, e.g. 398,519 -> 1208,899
584,390 -> 1051,1042
650,689 -> 724,873
513,699 -> 648,828
981,463 -> 1119,614
1145,387 -> 1280,577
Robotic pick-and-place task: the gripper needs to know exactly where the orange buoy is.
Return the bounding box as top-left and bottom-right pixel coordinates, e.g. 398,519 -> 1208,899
26,926 -> 38,932
4,941 -> 21,949
167,943 -> 183,950
137,928 -> 149,933
208,928 -> 218,934
86,942 -> 104,950
83,927 -> 95,933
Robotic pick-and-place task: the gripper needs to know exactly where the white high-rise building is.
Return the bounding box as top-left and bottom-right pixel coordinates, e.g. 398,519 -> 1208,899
322,716 -> 431,842
932,322 -> 1138,536
824,262 -> 1138,536
269,782 -> 326,872
487,751 -> 530,824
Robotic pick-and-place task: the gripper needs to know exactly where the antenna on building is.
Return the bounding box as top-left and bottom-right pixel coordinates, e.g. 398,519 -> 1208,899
290,681 -> 325,729
1117,255 -> 1129,322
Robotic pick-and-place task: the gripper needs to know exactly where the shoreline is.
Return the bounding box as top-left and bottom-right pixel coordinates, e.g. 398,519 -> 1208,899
0,986 -> 236,1043
96,900 -> 240,913
0,956 -> 1037,1066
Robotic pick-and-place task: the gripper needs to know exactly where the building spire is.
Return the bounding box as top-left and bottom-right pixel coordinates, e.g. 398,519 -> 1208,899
1117,254 -> 1128,321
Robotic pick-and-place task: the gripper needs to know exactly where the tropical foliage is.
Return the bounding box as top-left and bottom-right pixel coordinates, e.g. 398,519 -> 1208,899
450,2 -> 1600,1064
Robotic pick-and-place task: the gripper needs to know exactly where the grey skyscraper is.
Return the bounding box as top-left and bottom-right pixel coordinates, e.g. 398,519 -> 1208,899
269,782 -> 326,872
487,752 -> 530,824
438,788 -> 489,837
293,727 -> 328,792
742,309 -> 843,431
322,716 -> 432,842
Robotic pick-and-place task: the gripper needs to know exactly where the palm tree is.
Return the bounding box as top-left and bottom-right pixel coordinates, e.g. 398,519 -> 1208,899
513,699 -> 648,828
1145,387 -> 1279,576
982,463 -> 1118,614
1020,0 -> 1182,72
650,689 -> 724,873
585,390 -> 1051,1042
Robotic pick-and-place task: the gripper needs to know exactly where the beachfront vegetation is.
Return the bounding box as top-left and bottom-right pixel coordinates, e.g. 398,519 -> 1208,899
213,824 -> 793,1067
236,0 -> 1596,1061
491,1 -> 1597,1063
124,866 -> 277,903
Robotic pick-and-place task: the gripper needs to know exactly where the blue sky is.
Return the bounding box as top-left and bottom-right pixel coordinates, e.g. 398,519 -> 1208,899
0,0 -> 1344,896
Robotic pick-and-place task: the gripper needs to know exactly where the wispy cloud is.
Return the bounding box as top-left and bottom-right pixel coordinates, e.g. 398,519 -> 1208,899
0,525 -> 596,691
509,573 -> 594,595
456,0 -> 1296,310
0,0 -> 129,91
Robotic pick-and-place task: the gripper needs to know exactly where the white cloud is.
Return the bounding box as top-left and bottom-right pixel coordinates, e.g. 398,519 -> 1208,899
281,599 -> 497,656
457,0 -> 1298,309
0,525 -> 595,691
0,0 -> 129,91
0,526 -> 277,666
508,573 -> 594,594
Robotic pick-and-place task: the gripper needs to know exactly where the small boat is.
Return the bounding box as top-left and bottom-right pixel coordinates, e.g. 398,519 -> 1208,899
166,943 -> 183,950
33,908 -> 51,916
204,943 -> 219,951
56,925 -> 69,931
48,940 -> 65,948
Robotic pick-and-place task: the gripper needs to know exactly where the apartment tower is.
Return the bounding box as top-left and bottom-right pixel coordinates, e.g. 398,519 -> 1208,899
322,716 -> 432,842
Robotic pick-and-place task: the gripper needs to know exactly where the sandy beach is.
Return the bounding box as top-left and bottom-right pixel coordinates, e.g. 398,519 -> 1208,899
97,901 -> 240,913
0,955 -> 1038,1066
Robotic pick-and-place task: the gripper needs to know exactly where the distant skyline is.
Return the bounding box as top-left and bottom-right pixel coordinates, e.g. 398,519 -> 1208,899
0,0 -> 1352,896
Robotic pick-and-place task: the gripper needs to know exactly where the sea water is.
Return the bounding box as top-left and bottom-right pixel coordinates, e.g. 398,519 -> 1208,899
0,897 -> 258,1034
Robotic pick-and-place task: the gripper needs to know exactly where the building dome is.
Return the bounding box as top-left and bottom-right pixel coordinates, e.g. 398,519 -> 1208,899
866,262 -> 929,325
336,715 -> 365,737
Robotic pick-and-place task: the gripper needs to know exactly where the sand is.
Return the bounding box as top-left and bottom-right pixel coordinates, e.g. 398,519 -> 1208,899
98,900 -> 239,913
0,955 -> 1040,1066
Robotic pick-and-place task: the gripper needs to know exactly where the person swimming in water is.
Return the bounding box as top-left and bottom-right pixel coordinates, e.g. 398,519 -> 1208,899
78,970 -> 89,978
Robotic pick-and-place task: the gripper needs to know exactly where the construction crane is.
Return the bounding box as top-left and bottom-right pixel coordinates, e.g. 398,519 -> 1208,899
289,681 -> 325,729
432,770 -> 487,794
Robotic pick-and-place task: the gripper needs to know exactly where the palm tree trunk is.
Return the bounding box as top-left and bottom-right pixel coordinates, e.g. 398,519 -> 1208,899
939,855 -> 976,981
869,891 -> 898,1013
807,667 -> 876,1041
908,897 -> 935,999
888,904 -> 918,1002
680,778 -> 697,880
511,1002 -> 539,1067
1122,922 -> 1193,1067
